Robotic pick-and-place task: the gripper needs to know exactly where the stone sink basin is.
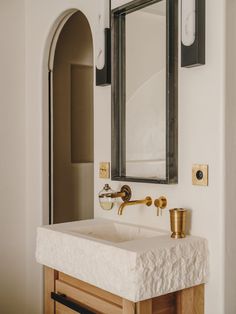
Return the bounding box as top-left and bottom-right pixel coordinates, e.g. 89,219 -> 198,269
36,218 -> 209,302
69,221 -> 166,243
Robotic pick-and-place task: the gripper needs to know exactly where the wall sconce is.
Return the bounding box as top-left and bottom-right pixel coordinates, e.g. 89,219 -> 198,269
96,0 -> 111,86
181,0 -> 205,67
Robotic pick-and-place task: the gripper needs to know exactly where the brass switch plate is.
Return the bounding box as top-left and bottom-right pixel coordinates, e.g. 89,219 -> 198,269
99,162 -> 110,179
192,164 -> 208,186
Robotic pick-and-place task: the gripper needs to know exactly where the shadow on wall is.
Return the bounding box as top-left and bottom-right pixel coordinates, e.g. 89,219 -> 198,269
51,11 -> 94,223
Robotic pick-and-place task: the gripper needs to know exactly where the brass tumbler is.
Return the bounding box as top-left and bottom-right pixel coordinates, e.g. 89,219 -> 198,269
169,208 -> 187,239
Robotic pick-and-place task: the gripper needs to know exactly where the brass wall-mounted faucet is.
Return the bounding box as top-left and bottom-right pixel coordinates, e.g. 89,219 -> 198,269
99,184 -> 132,201
154,196 -> 167,216
99,184 -> 132,210
118,197 -> 152,215
99,184 -> 168,217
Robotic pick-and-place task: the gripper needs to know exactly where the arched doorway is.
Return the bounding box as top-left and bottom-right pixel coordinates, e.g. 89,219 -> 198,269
49,11 -> 94,223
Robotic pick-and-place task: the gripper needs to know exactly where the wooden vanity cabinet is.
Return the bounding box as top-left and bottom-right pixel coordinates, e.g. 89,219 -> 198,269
44,267 -> 204,314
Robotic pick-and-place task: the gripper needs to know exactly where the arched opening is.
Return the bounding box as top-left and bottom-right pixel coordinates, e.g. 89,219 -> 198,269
49,11 -> 94,223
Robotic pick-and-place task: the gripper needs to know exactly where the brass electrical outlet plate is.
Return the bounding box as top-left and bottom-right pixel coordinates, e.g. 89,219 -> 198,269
99,162 -> 110,179
192,164 -> 208,186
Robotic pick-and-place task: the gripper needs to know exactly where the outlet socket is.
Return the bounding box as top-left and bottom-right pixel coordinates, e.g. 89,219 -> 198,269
99,162 -> 110,179
192,164 -> 208,186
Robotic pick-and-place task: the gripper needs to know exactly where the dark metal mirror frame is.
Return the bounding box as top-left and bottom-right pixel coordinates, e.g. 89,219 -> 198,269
111,0 -> 178,184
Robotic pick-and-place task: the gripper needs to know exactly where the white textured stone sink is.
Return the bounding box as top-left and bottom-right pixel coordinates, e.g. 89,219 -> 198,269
36,218 -> 209,302
69,221 -> 165,243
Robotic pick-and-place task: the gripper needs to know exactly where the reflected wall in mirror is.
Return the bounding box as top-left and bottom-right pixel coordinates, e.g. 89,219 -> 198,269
112,0 -> 178,184
126,1 -> 166,179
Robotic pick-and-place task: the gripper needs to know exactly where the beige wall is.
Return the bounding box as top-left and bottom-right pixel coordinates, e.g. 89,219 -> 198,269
0,1 -> 26,313
225,1 -> 236,313
0,0 -> 233,313
25,1 -> 99,312
95,1 -> 226,314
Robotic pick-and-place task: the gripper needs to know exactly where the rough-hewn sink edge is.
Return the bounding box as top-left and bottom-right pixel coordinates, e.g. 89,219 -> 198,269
36,227 -> 139,300
36,220 -> 209,302
132,238 -> 209,301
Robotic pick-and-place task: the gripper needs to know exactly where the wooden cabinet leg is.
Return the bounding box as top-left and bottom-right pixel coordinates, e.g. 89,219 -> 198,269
123,299 -> 135,314
44,266 -> 58,314
176,284 -> 204,314
136,299 -> 152,314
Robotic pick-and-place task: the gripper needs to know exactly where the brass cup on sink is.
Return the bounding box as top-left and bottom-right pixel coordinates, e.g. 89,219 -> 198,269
169,208 -> 187,239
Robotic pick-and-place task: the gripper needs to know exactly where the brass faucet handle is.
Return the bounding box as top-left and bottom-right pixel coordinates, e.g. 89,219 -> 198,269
120,185 -> 132,202
154,196 -> 167,216
99,185 -> 132,201
145,196 -> 152,206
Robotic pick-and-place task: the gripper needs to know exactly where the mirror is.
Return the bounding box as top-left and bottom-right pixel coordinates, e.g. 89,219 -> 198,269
111,0 -> 178,184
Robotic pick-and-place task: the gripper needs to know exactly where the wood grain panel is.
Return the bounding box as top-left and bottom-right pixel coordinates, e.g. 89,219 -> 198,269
176,285 -> 204,314
122,299 -> 135,314
44,266 -> 58,314
45,269 -> 204,314
193,285 -> 204,314
176,287 -> 194,314
152,292 -> 176,314
59,272 -> 122,307
56,302 -> 78,314
56,280 -> 122,314
136,299 -> 152,314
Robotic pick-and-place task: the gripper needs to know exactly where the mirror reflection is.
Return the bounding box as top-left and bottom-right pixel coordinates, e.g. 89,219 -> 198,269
126,1 -> 166,179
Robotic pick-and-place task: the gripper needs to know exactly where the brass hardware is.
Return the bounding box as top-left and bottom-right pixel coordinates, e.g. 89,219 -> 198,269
98,184 -> 114,210
99,185 -> 132,202
99,162 -> 110,179
118,196 -> 152,216
154,196 -> 167,216
169,208 -> 187,239
192,164 -> 208,186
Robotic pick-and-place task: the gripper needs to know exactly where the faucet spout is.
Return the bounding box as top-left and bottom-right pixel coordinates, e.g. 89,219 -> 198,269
118,196 -> 152,215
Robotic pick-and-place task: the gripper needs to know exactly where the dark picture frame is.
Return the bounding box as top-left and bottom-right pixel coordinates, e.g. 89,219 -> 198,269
111,0 -> 178,184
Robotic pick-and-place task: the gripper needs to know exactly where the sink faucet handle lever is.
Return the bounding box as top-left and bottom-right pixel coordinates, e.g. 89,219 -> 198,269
100,185 -> 132,202
154,196 -> 168,216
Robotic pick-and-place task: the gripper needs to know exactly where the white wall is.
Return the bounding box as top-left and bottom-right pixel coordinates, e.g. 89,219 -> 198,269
0,0 -> 230,313
95,1 -> 226,314
0,1 -> 27,313
24,1 -> 101,313
225,1 -> 236,313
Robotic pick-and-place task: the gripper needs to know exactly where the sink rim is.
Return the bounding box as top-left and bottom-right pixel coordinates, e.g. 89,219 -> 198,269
67,220 -> 169,244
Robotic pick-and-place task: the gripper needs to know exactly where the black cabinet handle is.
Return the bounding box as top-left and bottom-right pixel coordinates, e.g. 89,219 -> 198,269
51,292 -> 96,314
